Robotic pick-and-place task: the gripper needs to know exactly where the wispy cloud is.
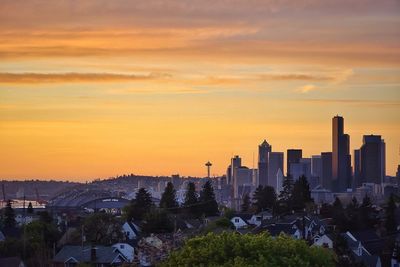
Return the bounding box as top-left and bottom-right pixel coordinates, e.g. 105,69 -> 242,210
0,72 -> 170,84
295,84 -> 317,93
299,98 -> 400,106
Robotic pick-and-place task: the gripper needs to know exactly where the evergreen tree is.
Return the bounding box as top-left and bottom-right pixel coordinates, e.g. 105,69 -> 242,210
385,194 -> 397,234
359,194 -> 376,230
279,174 -> 294,202
183,182 -> 198,216
292,175 -> 313,210
27,202 -> 34,214
253,185 -> 276,213
160,182 -> 179,211
199,180 -> 219,216
124,188 -> 153,221
241,193 -> 251,212
3,200 -> 16,228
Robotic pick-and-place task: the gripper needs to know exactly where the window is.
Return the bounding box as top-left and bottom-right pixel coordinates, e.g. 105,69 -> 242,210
120,244 -> 125,249
235,219 -> 239,223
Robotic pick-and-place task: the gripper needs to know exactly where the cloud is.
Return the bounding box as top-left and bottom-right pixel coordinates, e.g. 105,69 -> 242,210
295,84 -> 317,93
0,72 -> 171,84
299,98 -> 400,106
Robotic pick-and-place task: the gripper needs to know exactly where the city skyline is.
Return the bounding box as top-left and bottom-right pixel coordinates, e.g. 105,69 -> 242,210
0,0 -> 399,180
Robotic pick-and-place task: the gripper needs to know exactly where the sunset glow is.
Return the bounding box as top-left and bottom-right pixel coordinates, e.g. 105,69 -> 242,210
0,0 -> 399,180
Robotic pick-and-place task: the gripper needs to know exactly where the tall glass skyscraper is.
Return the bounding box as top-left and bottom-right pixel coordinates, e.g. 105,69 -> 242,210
332,116 -> 352,192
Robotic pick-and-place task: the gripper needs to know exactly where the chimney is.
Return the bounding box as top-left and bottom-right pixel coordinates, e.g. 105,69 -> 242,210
91,246 -> 97,262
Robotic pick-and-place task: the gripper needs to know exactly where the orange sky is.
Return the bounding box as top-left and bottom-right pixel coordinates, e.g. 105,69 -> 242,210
0,0 -> 399,180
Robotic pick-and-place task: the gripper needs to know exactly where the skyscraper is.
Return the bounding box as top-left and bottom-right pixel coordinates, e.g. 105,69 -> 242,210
258,140 -> 271,186
332,116 -> 351,192
287,149 -> 302,176
321,152 -> 332,190
311,155 -> 322,179
360,135 -> 386,185
354,149 -> 361,188
268,152 -> 284,190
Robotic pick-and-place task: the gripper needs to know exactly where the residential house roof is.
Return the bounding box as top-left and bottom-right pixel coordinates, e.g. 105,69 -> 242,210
53,245 -> 127,264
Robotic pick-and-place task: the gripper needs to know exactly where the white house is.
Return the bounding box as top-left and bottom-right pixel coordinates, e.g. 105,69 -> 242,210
231,215 -> 252,229
313,234 -> 334,249
112,243 -> 135,262
122,222 -> 140,240
248,211 -> 273,226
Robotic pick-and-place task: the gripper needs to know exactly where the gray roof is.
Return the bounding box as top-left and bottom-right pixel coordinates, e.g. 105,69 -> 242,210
53,245 -> 127,264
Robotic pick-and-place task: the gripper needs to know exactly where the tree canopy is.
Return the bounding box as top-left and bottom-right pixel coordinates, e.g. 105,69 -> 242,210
160,182 -> 179,211
252,185 -> 276,213
183,182 -> 198,216
124,187 -> 153,221
198,180 -> 219,216
161,232 -> 335,267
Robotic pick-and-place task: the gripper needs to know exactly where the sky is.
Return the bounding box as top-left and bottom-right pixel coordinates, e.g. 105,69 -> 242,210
0,0 -> 399,180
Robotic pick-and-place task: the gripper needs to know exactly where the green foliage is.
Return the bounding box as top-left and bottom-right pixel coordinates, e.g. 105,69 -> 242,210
385,194 -> 397,234
241,193 -> 251,212
124,187 -> 153,221
160,182 -> 179,212
142,209 -> 174,234
279,175 -> 294,202
223,207 -> 235,220
3,200 -> 16,228
83,213 -> 123,244
160,232 -> 335,267
292,175 -> 313,211
198,180 -> 219,216
252,185 -> 276,213
214,217 -> 234,229
183,182 -> 198,216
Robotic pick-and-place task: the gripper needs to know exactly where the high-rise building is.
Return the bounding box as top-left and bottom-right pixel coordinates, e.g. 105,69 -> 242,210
287,149 -> 302,176
227,155 -> 242,185
321,152 -> 332,190
354,149 -> 361,188
233,166 -> 253,199
268,152 -> 284,190
360,135 -> 386,185
332,116 -> 352,192
258,140 -> 271,186
311,155 -> 322,178
289,158 -> 311,181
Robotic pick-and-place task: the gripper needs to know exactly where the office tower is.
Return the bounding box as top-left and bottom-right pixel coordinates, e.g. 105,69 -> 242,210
233,166 -> 253,199
354,149 -> 361,188
321,152 -> 332,190
258,140 -> 272,186
287,149 -> 302,176
289,158 -> 311,181
397,165 -> 400,180
332,116 -> 352,192
311,155 -> 322,178
360,135 -> 386,185
268,152 -> 284,190
227,155 -> 242,185
276,169 -> 284,194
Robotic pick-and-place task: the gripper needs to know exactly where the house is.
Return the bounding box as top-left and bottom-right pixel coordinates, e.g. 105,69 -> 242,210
342,231 -> 383,267
313,234 -> 334,249
53,245 -> 128,267
137,233 -> 184,267
248,211 -> 273,226
0,257 -> 26,267
112,243 -> 135,262
230,213 -> 252,229
122,221 -> 140,240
